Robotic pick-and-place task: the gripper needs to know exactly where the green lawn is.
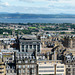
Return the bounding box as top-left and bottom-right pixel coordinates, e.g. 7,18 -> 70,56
28,27 -> 36,29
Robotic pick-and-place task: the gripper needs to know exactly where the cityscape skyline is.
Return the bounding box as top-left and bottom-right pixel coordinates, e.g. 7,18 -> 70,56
0,0 -> 75,75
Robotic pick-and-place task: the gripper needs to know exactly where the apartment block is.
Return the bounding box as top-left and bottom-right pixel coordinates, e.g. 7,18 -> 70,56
16,59 -> 38,75
37,60 -> 66,75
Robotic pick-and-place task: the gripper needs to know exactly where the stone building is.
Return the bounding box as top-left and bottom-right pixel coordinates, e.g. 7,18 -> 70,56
37,60 -> 66,75
2,51 -> 14,63
64,52 -> 75,75
63,35 -> 75,48
6,63 -> 16,75
66,64 -> 75,75
0,62 -> 6,75
1,48 -> 18,75
0,53 -> 6,75
19,39 -> 41,54
16,56 -> 38,75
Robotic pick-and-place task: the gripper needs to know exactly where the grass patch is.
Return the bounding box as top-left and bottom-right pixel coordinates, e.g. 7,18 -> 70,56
28,27 -> 36,29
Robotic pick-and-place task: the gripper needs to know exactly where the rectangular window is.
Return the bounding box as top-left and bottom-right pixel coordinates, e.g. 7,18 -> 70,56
39,66 -> 54,68
32,69 -> 34,73
18,65 -> 21,68
39,70 -> 54,72
33,45 -> 36,50
26,45 -> 28,49
30,45 -> 32,49
19,70 -> 21,73
27,69 -> 30,73
28,65 -> 30,68
22,45 -> 24,51
32,65 -> 34,68
57,66 -> 64,68
37,45 -> 40,52
57,70 -> 64,72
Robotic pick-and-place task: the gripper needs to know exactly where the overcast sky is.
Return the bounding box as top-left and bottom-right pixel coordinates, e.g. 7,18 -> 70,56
0,0 -> 75,14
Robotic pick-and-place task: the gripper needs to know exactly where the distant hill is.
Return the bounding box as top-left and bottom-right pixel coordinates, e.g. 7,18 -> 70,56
0,13 -> 75,19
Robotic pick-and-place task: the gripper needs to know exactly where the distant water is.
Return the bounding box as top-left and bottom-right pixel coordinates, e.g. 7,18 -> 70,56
0,18 -> 75,23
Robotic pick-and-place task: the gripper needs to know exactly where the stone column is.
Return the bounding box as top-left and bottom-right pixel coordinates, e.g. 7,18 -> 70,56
36,45 -> 37,59
20,45 -> 22,52
54,50 -> 57,60
24,45 -> 26,52
52,54 -> 54,60
40,43 -> 41,53
28,45 -> 30,52
32,45 -> 34,52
